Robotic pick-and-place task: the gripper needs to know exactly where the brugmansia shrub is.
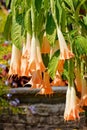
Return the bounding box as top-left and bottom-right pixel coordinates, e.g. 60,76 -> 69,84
4,0 -> 87,121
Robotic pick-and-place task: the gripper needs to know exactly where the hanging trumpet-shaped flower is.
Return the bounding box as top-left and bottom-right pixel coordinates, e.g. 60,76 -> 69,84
28,34 -> 45,72
9,44 -> 22,76
64,86 -> 71,120
51,70 -> 66,86
64,86 -> 80,121
21,33 -> 31,76
38,71 -> 53,95
57,28 -> 74,60
27,70 -> 42,89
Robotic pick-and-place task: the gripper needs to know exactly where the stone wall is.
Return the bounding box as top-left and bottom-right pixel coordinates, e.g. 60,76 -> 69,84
0,103 -> 87,130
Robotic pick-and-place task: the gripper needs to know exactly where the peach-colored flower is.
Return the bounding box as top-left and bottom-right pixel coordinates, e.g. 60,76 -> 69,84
51,71 -> 65,86
57,28 -> 74,60
9,44 -> 22,76
57,59 -> 65,74
64,86 -> 80,121
21,33 -> 31,76
27,70 -> 42,89
38,71 -> 53,95
28,34 -> 45,72
41,34 -> 50,54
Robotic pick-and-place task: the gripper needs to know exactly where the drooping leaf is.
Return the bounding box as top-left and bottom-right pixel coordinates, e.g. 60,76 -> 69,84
56,0 -> 63,26
48,50 -> 60,79
25,0 -> 31,10
43,0 -> 50,13
42,54 -> 49,68
36,9 -> 45,35
46,13 -> 56,46
73,36 -> 87,56
4,12 -> 12,40
11,14 -> 24,49
24,9 -> 32,35
35,0 -> 43,12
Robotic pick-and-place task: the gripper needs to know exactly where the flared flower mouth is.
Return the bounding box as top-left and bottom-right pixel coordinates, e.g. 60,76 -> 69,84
64,86 -> 81,121
38,71 -> 53,95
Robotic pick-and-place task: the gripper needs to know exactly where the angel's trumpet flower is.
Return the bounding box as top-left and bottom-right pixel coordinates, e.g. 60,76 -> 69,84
57,28 -> 74,60
27,70 -> 42,89
64,86 -> 80,121
21,33 -> 31,76
38,71 -> 53,95
51,71 -> 65,86
28,34 -> 45,72
64,86 -> 71,120
9,44 -> 22,76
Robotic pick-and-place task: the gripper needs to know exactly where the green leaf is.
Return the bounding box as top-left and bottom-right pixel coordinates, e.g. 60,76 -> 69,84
73,36 -> 87,56
60,9 -> 66,32
56,0 -> 62,26
43,0 -> 50,12
25,0 -> 31,9
48,50 -> 60,79
24,9 -> 32,35
35,0 -> 43,12
83,15 -> 87,26
36,9 -> 45,35
11,14 -> 24,49
4,12 -> 12,40
63,0 -> 75,12
42,54 -> 49,68
6,0 -> 10,7
46,13 -> 56,45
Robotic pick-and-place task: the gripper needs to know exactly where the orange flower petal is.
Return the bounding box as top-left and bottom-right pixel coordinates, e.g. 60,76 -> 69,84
38,71 -> 53,95
41,35 -> 50,54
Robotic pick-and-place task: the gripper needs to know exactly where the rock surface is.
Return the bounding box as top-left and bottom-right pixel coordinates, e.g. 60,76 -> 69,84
0,103 -> 87,130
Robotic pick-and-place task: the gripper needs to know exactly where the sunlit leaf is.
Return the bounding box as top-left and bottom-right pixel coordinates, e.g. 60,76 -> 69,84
46,13 -> 56,46
48,50 -> 60,79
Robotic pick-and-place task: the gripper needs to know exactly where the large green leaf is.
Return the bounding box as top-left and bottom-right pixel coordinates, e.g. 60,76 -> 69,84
35,0 -> 43,12
43,0 -> 50,13
11,14 -> 24,49
4,12 -> 12,40
46,13 -> 56,46
24,9 -> 32,35
25,0 -> 31,9
56,0 -> 63,26
48,50 -> 60,79
73,36 -> 87,56
36,9 -> 45,35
